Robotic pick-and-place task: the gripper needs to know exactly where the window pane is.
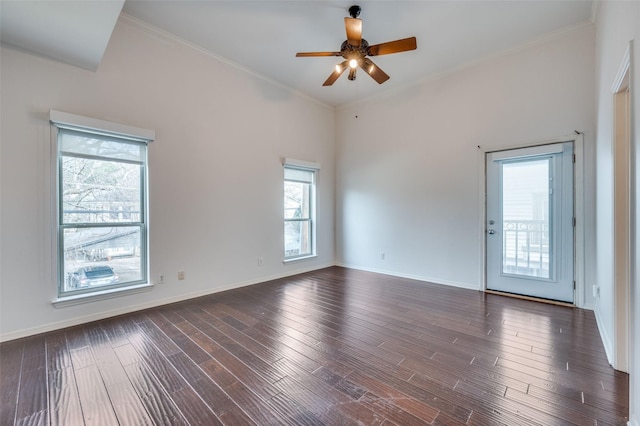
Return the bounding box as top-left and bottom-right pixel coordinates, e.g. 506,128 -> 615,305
501,159 -> 550,278
63,226 -> 142,292
62,156 -> 141,224
284,220 -> 311,257
284,181 -> 310,219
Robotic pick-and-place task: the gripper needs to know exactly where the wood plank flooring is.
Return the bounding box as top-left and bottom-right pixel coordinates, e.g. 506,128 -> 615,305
0,266 -> 629,425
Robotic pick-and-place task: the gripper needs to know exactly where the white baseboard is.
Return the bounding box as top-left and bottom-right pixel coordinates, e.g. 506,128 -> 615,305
629,414 -> 639,426
335,262 -> 480,291
0,262 -> 335,342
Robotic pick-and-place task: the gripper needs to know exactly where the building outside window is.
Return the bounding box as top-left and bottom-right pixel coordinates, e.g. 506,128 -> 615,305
51,111 -> 154,298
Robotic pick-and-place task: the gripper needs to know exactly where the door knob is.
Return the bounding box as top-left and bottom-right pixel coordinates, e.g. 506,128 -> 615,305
488,229 -> 495,235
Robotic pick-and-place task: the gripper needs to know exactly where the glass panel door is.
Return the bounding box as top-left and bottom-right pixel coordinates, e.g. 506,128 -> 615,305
486,142 -> 574,303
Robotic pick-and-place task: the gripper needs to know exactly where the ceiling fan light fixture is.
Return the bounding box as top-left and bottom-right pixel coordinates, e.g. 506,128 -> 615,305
349,58 -> 359,69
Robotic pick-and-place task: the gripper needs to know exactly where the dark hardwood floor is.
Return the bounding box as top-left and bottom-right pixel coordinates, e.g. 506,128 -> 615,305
0,266 -> 629,425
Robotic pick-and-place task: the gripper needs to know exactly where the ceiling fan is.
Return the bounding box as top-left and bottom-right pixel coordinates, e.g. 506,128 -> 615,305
296,5 -> 417,86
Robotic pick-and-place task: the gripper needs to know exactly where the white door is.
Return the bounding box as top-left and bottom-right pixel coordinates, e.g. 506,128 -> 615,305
486,142 -> 574,303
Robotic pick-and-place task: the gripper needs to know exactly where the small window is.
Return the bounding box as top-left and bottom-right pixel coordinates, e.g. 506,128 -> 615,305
284,163 -> 317,260
51,111 -> 154,298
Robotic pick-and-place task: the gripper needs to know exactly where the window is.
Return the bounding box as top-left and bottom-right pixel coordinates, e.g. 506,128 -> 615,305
50,111 -> 154,298
284,160 -> 318,260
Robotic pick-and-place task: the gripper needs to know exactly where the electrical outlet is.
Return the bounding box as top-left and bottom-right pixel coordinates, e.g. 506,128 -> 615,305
159,273 -> 165,284
258,257 -> 264,267
178,271 -> 185,280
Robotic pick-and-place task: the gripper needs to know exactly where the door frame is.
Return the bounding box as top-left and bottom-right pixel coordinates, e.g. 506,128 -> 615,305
611,43 -> 632,373
478,134 -> 585,308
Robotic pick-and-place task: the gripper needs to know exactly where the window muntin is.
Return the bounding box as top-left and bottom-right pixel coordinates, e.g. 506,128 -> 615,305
56,127 -> 149,297
284,166 -> 315,260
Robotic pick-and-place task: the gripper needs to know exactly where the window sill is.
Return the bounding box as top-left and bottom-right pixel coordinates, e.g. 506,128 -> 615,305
52,283 -> 154,308
283,254 -> 317,263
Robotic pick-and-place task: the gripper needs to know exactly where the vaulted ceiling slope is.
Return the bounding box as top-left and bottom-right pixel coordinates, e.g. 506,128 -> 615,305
0,0 -> 124,71
1,1 -> 594,107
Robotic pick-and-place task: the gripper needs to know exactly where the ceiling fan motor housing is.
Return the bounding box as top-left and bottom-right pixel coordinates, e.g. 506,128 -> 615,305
341,39 -> 369,61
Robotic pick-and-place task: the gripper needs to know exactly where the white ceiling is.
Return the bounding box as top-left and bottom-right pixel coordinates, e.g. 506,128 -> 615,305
1,1 -> 594,107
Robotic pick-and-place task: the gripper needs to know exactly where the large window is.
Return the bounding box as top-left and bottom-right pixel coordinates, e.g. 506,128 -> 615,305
284,162 -> 317,260
51,111 -> 154,298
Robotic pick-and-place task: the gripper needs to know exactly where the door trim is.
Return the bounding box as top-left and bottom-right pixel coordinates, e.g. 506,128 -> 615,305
478,134 -> 585,307
611,42 -> 631,373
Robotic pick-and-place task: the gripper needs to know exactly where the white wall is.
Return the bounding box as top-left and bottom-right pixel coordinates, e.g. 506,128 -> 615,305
0,18 -> 336,340
594,2 -> 640,425
336,24 -> 596,301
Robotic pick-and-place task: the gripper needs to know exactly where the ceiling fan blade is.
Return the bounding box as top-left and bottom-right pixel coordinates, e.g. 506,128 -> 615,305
323,60 -> 349,86
368,37 -> 417,56
296,51 -> 342,57
361,58 -> 390,84
344,17 -> 362,47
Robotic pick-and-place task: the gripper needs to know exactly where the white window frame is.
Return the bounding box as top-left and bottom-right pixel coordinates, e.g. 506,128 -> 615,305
50,110 -> 154,304
283,158 -> 319,262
